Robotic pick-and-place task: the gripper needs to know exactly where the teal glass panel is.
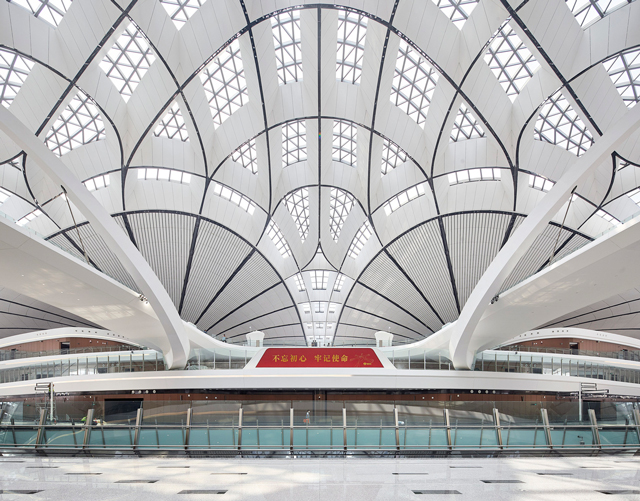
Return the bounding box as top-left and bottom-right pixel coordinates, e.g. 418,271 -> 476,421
12,429 -> 39,446
293,427 -> 343,449
138,428 -> 159,448
550,427 -> 594,447
452,427 -> 498,448
503,427 -> 546,447
240,427 -> 257,447
188,427 -> 237,448
599,428 -> 639,447
345,427 -> 396,449
157,428 -> 185,447
43,427 -> 83,446
88,427 -> 133,447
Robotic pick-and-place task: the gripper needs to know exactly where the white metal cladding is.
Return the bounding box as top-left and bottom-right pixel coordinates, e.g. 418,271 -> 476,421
0,0 -> 639,346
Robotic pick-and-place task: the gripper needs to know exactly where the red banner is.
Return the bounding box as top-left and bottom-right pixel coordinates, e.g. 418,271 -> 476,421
256,348 -> 383,368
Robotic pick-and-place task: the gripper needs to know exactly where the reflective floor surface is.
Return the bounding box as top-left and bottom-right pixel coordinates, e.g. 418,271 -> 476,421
0,454 -> 639,500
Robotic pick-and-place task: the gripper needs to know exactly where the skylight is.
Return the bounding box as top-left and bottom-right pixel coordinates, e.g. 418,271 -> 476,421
390,40 -> 439,128
529,174 -> 555,192
45,89 -> 105,157
333,273 -> 346,292
332,120 -> 357,167
381,138 -> 408,175
100,22 -> 156,102
0,187 -> 11,205
267,220 -> 292,257
329,188 -> 355,241
336,9 -> 367,85
484,23 -> 540,101
83,174 -> 110,192
0,49 -> 34,109
310,270 -> 329,290
16,208 -> 42,227
294,273 -> 305,291
231,138 -> 258,174
347,220 -> 373,258
448,168 -> 502,185
154,102 -> 189,142
383,183 -> 426,216
603,49 -> 640,109
282,120 -> 307,166
450,103 -> 485,142
565,0 -> 631,28
159,0 -> 207,29
430,0 -> 479,29
8,0 -> 72,27
596,208 -> 620,224
534,91 -> 594,156
137,167 -> 191,184
200,39 -> 248,128
284,187 -> 310,241
628,187 -> 640,207
212,182 -> 256,215
272,10 -> 302,85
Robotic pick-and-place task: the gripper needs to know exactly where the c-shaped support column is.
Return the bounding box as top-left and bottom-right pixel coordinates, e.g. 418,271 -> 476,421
0,106 -> 190,369
449,104 -> 640,369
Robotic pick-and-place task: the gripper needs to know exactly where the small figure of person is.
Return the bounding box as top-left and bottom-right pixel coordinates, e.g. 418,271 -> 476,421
303,410 -> 310,425
221,335 -> 227,343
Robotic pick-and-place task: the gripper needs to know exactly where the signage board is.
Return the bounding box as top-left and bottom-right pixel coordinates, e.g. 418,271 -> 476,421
256,348 -> 383,368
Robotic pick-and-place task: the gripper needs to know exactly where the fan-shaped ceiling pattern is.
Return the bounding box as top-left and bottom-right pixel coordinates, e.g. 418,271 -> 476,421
0,0 -> 639,347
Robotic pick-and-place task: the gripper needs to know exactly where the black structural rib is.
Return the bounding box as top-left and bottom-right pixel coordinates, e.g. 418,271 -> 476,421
539,297 -> 640,329
216,305 -> 296,336
0,298 -> 100,328
342,305 -> 426,337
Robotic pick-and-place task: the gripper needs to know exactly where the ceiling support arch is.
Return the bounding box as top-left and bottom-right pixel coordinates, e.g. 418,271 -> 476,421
0,106 -> 191,370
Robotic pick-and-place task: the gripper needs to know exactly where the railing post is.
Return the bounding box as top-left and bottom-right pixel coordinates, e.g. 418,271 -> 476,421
82,409 -> 94,449
444,409 -> 452,450
35,408 -> 48,448
237,407 -> 243,452
343,405 -> 347,452
133,407 -> 143,450
394,406 -> 400,452
541,408 -> 552,449
289,406 -> 294,453
588,409 -> 601,448
493,408 -> 503,449
184,407 -> 192,451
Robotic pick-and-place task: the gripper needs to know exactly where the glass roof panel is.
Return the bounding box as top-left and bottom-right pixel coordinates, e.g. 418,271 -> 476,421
329,188 -> 355,242
391,40 -> 439,128
231,138 -> 258,174
430,0 -> 479,29
154,102 -> 189,142
332,120 -> 357,167
450,103 -> 485,142
272,10 -> 303,85
603,48 -> 640,109
45,89 -> 105,157
267,219 -> 292,257
0,48 -> 34,108
534,91 -> 594,156
565,0 -> 632,28
283,120 -> 307,166
200,39 -> 248,129
8,0 -> 72,27
159,0 -> 207,29
336,9 -> 367,85
381,138 -> 408,176
484,23 -> 540,101
284,187 -> 310,241
347,220 -> 373,258
99,22 -> 156,102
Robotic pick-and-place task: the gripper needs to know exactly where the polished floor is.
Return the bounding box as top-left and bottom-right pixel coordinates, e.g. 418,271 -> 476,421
0,455 -> 638,500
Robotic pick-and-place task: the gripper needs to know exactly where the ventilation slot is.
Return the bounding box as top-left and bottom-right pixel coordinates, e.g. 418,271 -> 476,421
413,490 -> 461,495
481,480 -> 523,483
178,490 -> 227,494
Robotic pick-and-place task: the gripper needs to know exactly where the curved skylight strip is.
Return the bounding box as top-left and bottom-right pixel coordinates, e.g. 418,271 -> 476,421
484,23 -> 540,101
100,23 -> 156,103
199,39 -> 248,128
534,91 -> 594,156
83,173 -> 110,192
332,120 -> 357,167
154,102 -> 189,142
329,187 -> 355,242
272,10 -> 303,85
391,40 -> 439,128
137,167 -> 191,184
0,187 -> 12,205
159,0 -> 207,29
381,138 -> 408,176
267,220 -> 292,257
336,9 -> 367,85
450,103 -> 485,142
45,90 -> 105,157
430,0 -> 479,29
213,182 -> 255,215
603,49 -> 640,109
347,220 -> 372,258
231,138 -> 258,174
8,0 -> 72,27
529,173 -> 555,192
628,187 -> 640,207
294,272 -> 305,291
596,208 -> 620,224
310,270 -> 329,290
383,183 -> 426,216
448,168 -> 501,185
284,187 -> 310,241
333,273 -> 346,292
283,120 -> 307,166
16,208 -> 42,227
566,0 -> 633,28
0,49 -> 35,109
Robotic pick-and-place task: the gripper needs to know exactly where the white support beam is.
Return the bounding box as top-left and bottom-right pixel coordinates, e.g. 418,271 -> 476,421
0,106 -> 190,369
449,104 -> 640,369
